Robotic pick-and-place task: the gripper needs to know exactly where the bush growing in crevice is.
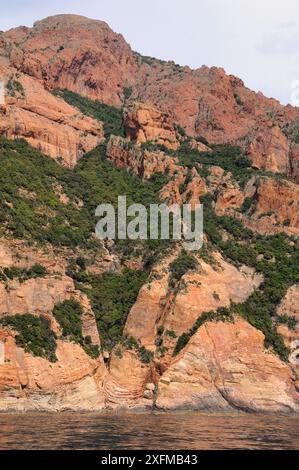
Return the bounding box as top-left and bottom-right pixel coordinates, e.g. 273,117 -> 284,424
80,269 -> 147,351
169,250 -> 198,287
6,79 -> 25,98
122,336 -> 153,364
53,299 -> 99,358
0,264 -> 47,283
173,307 -> 233,356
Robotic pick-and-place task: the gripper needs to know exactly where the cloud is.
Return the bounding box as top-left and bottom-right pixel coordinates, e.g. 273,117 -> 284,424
257,23 -> 299,55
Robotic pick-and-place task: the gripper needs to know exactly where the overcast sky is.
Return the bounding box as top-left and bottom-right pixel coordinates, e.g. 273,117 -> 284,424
1,0 -> 298,105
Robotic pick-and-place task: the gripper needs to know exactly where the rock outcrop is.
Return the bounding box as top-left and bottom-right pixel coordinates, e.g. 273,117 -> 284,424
0,330 -> 105,411
1,15 -> 137,108
0,66 -> 104,166
124,102 -> 179,150
246,123 -> 291,174
107,135 -> 180,179
211,172 -> 299,237
239,177 -> 299,237
103,349 -> 152,410
0,275 -> 100,347
125,251 -> 263,355
155,319 -> 299,413
276,285 -> 299,364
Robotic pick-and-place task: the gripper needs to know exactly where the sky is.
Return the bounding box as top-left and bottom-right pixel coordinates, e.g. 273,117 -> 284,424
1,0 -> 298,105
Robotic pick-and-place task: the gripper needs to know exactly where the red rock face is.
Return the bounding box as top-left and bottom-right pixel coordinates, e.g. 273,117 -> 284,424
0,14 -> 298,413
124,102 -> 179,150
107,135 -> 180,179
2,14 -> 299,176
155,319 -> 299,413
0,64 -> 104,166
3,15 -> 138,108
246,123 -> 291,174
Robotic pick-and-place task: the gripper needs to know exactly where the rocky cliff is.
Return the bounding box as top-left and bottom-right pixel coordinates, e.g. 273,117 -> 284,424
2,14 -> 299,178
0,14 -> 298,413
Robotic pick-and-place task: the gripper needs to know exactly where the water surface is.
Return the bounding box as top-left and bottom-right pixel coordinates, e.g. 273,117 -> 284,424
0,412 -> 298,450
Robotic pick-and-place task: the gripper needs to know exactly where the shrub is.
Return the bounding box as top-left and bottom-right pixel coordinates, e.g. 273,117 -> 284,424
123,86 -> 133,100
276,315 -> 298,331
83,269 -> 147,350
175,124 -> 186,137
240,197 -> 254,213
6,79 -> 25,98
1,264 -> 47,282
166,330 -> 177,339
169,250 -> 198,286
53,299 -> 84,342
173,308 -> 232,356
54,90 -> 124,137
53,299 -> 99,358
123,336 -> 153,364
0,314 -> 57,361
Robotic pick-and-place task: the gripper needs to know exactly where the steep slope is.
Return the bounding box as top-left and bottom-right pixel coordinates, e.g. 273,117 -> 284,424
0,15 -> 298,413
0,63 -> 104,166
1,14 -> 299,177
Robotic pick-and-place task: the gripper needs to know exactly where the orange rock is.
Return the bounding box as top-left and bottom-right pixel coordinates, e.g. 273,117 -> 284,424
246,124 -> 290,174
0,275 -> 100,347
156,319 -> 299,413
124,102 -> 179,150
107,135 -> 180,178
103,349 -> 152,409
2,15 -> 138,108
0,67 -> 104,166
277,285 -> 299,353
0,330 -> 105,411
236,176 -> 299,236
215,179 -> 244,215
2,13 -> 299,175
125,251 -> 262,355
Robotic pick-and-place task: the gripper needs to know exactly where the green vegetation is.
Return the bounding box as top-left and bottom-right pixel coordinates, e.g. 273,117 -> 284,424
54,89 -> 124,137
173,307 -> 232,356
176,142 -> 252,187
76,269 -> 147,350
0,83 -> 297,366
199,194 -> 298,361
53,299 -> 99,358
0,137 -> 96,247
123,86 -> 133,101
240,197 -> 254,213
0,137 -> 170,258
174,124 -> 186,137
122,336 -> 153,364
169,250 -> 198,287
0,264 -> 47,283
179,169 -> 193,195
0,314 -> 57,362
276,315 -> 298,331
166,329 -> 177,339
6,78 -> 25,98
282,121 -> 299,144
